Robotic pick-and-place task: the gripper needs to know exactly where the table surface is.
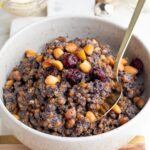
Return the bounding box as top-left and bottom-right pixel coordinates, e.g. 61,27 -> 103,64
0,0 -> 150,149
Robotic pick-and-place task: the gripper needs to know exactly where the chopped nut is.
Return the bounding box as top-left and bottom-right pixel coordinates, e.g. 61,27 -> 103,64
65,43 -> 78,53
77,113 -> 84,121
65,108 -> 76,119
5,80 -> 14,89
36,55 -> 43,63
119,116 -> 129,125
50,60 -> 63,70
119,63 -> 124,71
13,114 -> 20,120
92,39 -> 98,44
57,75 -> 61,82
76,49 -> 86,60
107,56 -> 115,66
12,71 -> 21,81
112,104 -> 121,114
57,98 -> 66,105
69,89 -> 74,97
54,121 -> 62,128
133,97 -> 140,103
94,47 -> 101,53
133,97 -> 145,109
96,104 -> 100,111
42,59 -> 51,69
104,58 -> 110,65
100,54 -> 106,61
80,81 -> 88,88
86,111 -> 96,123
98,59 -> 102,66
83,44 -> 94,55
124,66 -> 138,75
25,50 -> 37,58
53,48 -> 64,59
45,75 -> 59,86
121,58 -> 128,65
66,118 -> 75,128
47,49 -> 53,53
79,60 -> 91,73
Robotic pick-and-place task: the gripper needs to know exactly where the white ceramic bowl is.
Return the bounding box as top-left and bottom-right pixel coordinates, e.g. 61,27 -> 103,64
0,16 -> 150,150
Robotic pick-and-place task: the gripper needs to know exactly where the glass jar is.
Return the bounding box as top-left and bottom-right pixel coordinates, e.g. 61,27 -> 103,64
1,0 -> 47,16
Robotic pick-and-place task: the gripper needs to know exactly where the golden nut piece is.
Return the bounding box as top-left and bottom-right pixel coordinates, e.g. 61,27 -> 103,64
79,60 -> 92,73
94,47 -> 101,53
76,49 -> 86,60
133,97 -> 145,109
83,44 -> 94,55
42,59 -> 51,69
12,71 -> 21,81
119,116 -> 129,125
112,104 -> 122,114
86,111 -> 96,123
53,48 -> 64,59
92,39 -> 98,44
36,55 -> 43,63
50,60 -> 63,70
107,56 -> 115,66
66,118 -> 75,129
124,66 -> 138,75
65,108 -> 76,119
25,50 -> 37,58
100,54 -> 106,61
5,80 -> 14,89
98,59 -> 102,66
45,75 -> 59,86
119,63 -> 124,71
47,49 -> 53,53
121,58 -> 128,65
65,43 -> 78,53
13,114 -> 20,120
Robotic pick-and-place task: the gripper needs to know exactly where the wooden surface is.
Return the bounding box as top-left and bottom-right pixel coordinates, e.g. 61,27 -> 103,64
0,144 -> 30,150
0,135 -> 145,150
0,135 -> 30,150
0,135 -> 21,144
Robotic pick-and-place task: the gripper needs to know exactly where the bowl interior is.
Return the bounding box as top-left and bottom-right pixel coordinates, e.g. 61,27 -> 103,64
0,16 -> 150,122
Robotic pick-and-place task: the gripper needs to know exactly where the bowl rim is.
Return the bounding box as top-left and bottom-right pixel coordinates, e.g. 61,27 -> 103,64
0,15 -> 150,142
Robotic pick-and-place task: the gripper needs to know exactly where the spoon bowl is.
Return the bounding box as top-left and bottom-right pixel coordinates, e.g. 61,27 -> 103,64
100,0 -> 146,117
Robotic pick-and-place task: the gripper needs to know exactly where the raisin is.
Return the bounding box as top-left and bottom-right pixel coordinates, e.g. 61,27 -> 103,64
46,67 -> 58,76
62,54 -> 78,68
130,58 -> 143,73
66,69 -> 82,84
90,67 -> 106,82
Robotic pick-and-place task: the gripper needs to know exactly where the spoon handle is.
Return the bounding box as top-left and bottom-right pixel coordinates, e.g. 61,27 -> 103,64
114,0 -> 146,78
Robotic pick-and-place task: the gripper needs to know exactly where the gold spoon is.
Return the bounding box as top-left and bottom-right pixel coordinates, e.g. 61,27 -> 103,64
99,0 -> 146,117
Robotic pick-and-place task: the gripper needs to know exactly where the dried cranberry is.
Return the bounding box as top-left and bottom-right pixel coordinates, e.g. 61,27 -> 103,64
46,67 -> 58,76
63,54 -> 78,68
66,69 -> 82,84
130,58 -> 143,73
90,67 -> 106,82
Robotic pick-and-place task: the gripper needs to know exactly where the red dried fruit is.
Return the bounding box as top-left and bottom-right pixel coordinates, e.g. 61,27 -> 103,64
90,67 -> 106,82
46,67 -> 58,76
62,54 -> 78,68
66,69 -> 82,84
130,58 -> 143,73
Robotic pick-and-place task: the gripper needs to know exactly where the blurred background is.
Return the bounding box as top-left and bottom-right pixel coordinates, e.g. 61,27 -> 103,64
0,0 -> 150,49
